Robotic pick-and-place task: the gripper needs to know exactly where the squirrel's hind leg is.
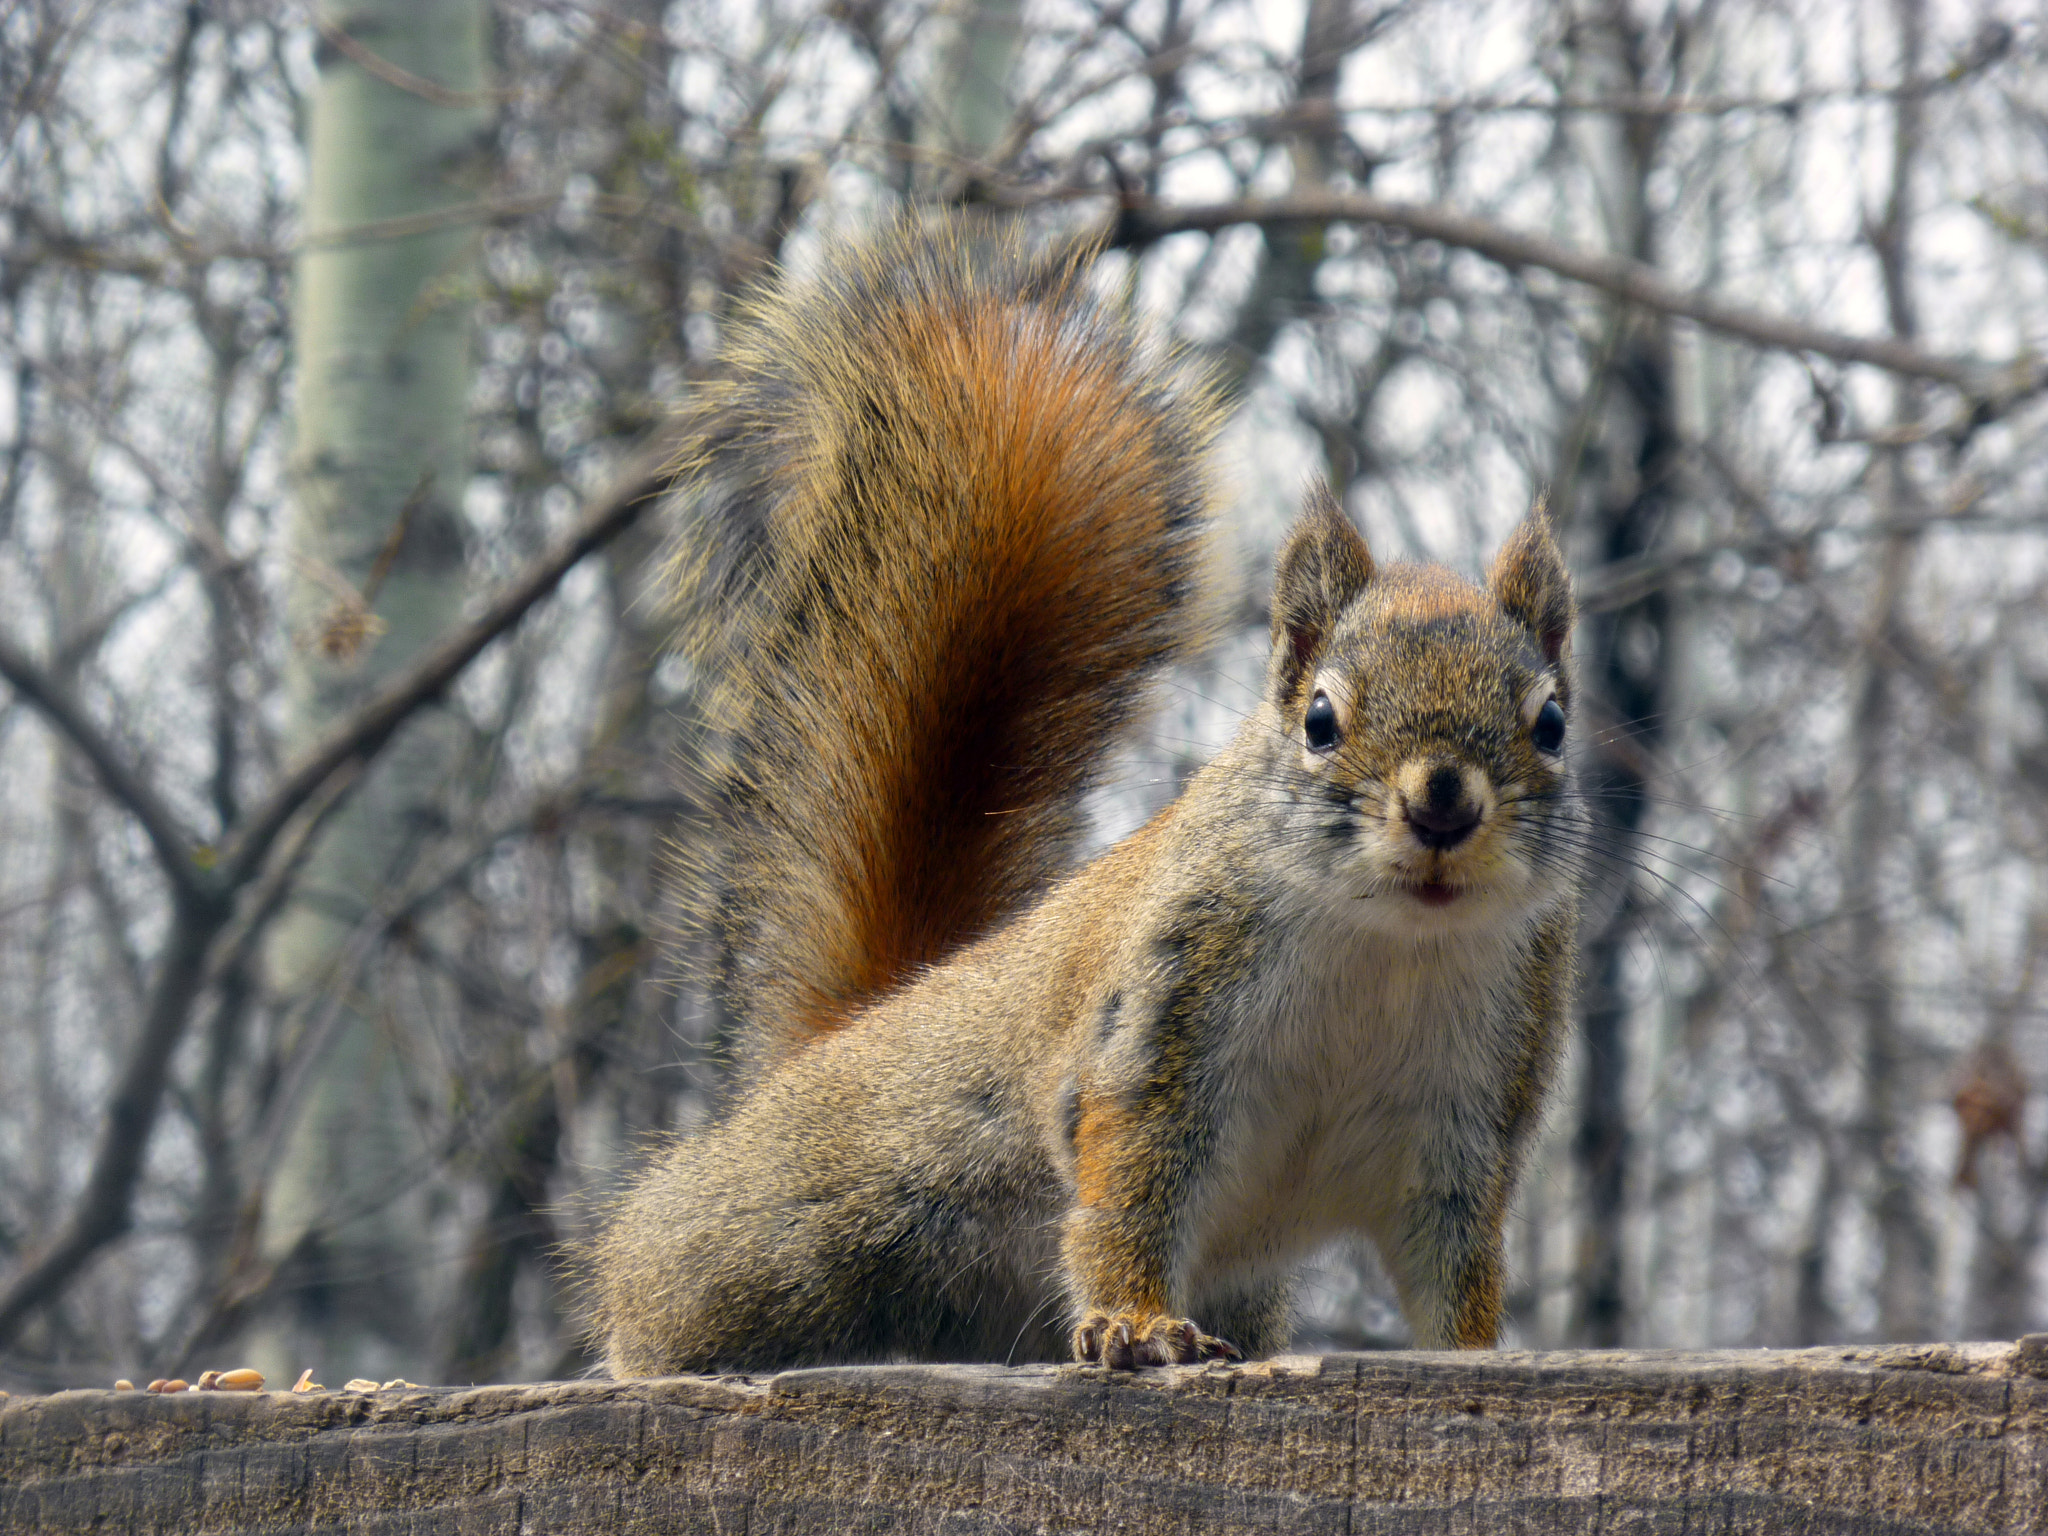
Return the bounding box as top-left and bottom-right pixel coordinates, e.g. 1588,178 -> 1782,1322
592,1100 -> 1066,1374
590,1118 -> 914,1375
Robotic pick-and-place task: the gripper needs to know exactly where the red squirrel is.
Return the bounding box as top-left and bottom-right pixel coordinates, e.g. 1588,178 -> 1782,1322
588,218 -> 1581,1371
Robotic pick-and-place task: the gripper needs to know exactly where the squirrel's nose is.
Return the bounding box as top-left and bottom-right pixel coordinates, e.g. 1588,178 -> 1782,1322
1406,766 -> 1481,850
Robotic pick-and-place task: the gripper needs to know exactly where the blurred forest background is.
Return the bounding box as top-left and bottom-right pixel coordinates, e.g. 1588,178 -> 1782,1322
1,0 -> 2045,1391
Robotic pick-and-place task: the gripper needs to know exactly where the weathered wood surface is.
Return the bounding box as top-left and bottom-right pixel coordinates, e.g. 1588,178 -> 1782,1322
4,1341 -> 2046,1534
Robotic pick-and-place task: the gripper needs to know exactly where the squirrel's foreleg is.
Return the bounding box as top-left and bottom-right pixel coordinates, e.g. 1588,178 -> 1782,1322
1057,1074 -> 1244,1367
1379,1116 -> 1515,1349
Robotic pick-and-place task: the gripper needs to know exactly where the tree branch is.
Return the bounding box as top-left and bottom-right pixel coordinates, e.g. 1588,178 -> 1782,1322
315,18 -> 507,110
0,635 -> 209,906
219,438 -> 673,890
0,899 -> 218,1346
1113,193 -> 2043,405
0,442 -> 672,1352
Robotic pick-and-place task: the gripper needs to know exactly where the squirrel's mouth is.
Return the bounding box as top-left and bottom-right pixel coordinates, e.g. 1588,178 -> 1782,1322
1409,881 -> 1460,907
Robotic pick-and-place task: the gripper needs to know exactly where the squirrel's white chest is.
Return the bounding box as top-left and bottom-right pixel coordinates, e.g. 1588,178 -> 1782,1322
1191,915 -> 1528,1274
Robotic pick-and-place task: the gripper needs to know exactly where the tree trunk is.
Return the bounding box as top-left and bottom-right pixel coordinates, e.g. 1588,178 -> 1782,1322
1559,0 -> 1677,1351
922,0 -> 1024,200
1850,0 -> 1938,1343
250,0 -> 490,1388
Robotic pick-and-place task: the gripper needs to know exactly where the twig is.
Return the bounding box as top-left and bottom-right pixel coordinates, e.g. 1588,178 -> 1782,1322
220,438 -> 673,890
0,899 -> 218,1343
316,19 -> 504,110
0,635 -> 209,905
299,193 -> 558,251
1111,193 -> 2043,405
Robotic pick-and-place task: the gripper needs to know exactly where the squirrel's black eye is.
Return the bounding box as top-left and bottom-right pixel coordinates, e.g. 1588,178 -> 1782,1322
1304,691 -> 1340,753
1532,697 -> 1566,754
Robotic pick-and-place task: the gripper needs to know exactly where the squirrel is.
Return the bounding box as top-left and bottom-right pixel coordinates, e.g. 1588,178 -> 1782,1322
587,218 -> 1582,1373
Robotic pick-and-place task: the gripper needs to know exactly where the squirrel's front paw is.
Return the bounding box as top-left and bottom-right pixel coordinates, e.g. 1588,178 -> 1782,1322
1072,1311 -> 1244,1369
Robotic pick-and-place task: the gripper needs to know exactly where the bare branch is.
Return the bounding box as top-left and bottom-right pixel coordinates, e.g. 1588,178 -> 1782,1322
218,439 -> 673,890
315,18 -> 507,109
0,901 -> 217,1348
300,192 -> 559,250
198,761 -> 363,995
1112,193 -> 2042,404
0,443 -> 669,1352
1325,71 -> 2013,120
0,635 -> 209,905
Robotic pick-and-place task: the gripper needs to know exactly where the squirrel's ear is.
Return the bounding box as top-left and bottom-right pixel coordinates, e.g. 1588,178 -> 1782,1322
1269,483 -> 1374,701
1489,493 -> 1573,670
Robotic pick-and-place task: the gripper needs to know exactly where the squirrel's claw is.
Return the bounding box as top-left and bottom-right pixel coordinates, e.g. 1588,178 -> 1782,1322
1073,1311 -> 1243,1368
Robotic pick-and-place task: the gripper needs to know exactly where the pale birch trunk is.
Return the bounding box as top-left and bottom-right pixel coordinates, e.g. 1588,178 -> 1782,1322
251,0 -> 489,1386
922,0 -> 1024,198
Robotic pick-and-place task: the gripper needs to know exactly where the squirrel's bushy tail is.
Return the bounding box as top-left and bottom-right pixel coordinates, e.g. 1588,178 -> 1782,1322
666,218 -> 1219,1066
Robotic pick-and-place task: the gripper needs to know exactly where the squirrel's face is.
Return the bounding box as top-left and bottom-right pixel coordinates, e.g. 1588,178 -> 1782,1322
1258,487 -> 1580,939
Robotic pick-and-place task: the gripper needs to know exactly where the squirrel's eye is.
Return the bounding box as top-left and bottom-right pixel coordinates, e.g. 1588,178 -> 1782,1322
1532,697 -> 1566,754
1304,691 -> 1340,753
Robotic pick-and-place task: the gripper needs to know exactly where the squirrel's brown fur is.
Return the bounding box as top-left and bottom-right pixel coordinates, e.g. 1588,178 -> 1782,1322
588,219 -> 1582,1374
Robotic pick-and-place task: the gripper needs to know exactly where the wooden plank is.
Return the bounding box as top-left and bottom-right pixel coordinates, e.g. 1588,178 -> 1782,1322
1,1343 -> 2042,1534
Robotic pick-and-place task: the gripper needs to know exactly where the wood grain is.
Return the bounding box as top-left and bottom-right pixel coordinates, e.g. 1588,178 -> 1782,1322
4,1342 -> 2044,1533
